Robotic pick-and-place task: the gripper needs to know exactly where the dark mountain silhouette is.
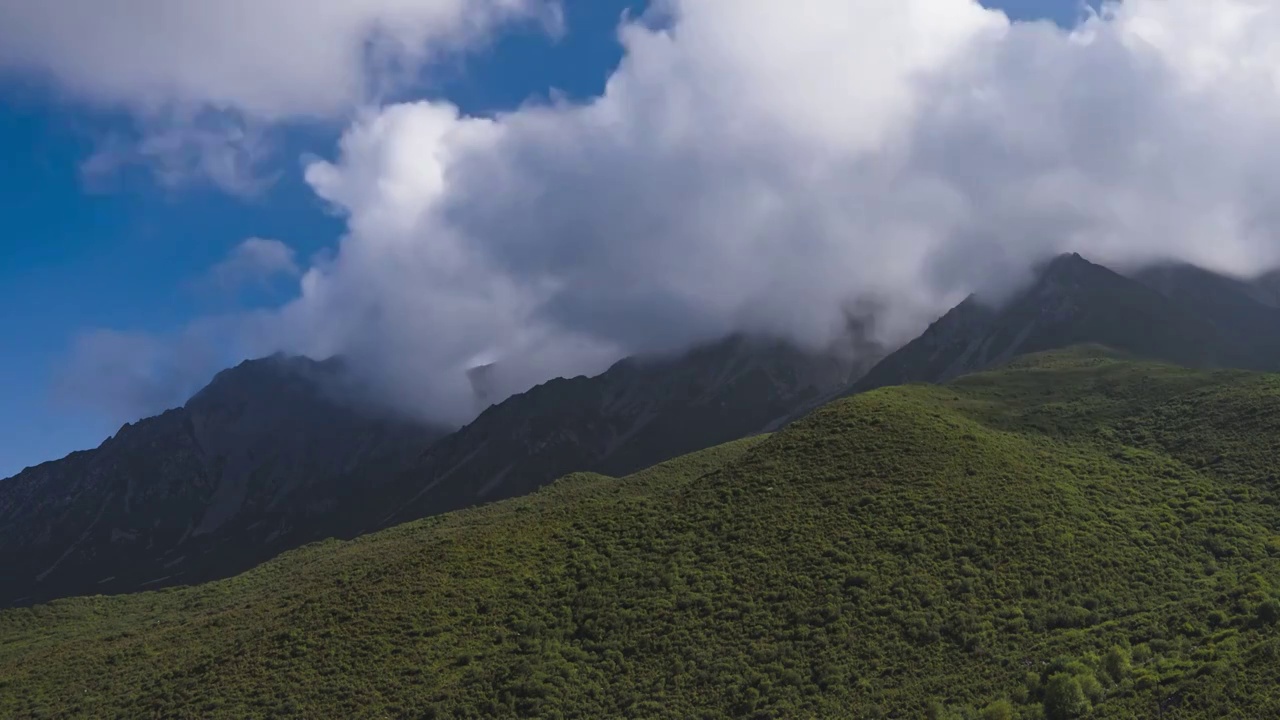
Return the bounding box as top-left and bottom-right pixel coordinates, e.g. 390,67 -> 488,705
0,337 -> 865,605
850,253 -> 1249,393
8,252 -> 1280,607
0,355 -> 444,606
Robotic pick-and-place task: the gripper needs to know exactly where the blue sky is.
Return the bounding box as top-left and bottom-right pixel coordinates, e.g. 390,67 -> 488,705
0,0 -> 1094,478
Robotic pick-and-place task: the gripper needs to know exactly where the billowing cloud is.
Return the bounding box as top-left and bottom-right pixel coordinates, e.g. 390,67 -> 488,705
240,0 -> 1280,425
209,237 -> 302,291
51,0 -> 1280,430
0,0 -> 559,190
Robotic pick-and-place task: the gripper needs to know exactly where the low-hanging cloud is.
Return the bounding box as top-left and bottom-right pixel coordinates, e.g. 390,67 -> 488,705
51,0 -> 1280,429
251,0 -> 1280,425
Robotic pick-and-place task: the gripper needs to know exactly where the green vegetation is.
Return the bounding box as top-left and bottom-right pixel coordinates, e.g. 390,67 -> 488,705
4,345 -> 1280,718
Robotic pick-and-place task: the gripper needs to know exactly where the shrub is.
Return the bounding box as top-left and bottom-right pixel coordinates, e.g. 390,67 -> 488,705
1131,644 -> 1152,664
1256,599 -> 1280,626
1076,672 -> 1103,704
980,699 -> 1015,720
1043,673 -> 1091,720
10,354 -> 1280,719
1102,646 -> 1131,683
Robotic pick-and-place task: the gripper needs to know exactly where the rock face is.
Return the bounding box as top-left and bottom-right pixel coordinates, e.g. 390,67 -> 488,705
0,355 -> 444,606
1131,262 -> 1280,370
372,334 -> 869,526
850,253 -> 1244,393
0,337 -> 867,606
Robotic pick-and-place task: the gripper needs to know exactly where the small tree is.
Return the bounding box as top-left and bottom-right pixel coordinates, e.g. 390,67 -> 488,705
1043,672 -> 1091,720
1102,645 -> 1131,683
1257,598 -> 1280,626
980,699 -> 1015,720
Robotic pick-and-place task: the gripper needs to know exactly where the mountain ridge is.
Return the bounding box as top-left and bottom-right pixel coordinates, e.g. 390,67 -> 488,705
5,348 -> 1280,717
0,354 -> 445,606
849,252 -> 1248,394
0,334 -> 863,606
9,251 -> 1280,607
366,332 -> 868,530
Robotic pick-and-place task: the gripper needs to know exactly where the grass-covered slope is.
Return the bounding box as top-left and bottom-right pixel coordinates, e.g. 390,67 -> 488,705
5,346 -> 1280,719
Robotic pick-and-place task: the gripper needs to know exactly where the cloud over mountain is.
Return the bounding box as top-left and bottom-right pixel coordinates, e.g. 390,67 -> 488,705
258,0 -> 1280,422
40,0 -> 1280,426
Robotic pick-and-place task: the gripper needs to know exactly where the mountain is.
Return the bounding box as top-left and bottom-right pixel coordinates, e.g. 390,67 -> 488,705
370,333 -> 867,527
10,251 -> 1280,609
1249,268 -> 1280,307
0,336 -> 864,606
850,252 -> 1243,393
1132,261 -> 1280,369
6,348 -> 1280,718
0,354 -> 445,607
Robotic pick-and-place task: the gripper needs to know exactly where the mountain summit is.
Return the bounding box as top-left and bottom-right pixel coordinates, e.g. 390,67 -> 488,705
371,333 -> 868,528
850,253 -> 1236,392
0,336 -> 864,605
0,354 -> 443,606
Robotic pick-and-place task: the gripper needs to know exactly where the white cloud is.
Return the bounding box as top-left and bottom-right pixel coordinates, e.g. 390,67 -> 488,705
0,0 -> 557,118
0,0 -> 558,190
80,113 -> 277,196
209,238 -> 302,291
57,0 -> 1280,428
255,0 -> 1280,424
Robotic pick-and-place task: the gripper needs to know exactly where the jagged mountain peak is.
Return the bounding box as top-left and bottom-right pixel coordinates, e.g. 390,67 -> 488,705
1,331 -> 856,606
1030,252 -> 1132,297
0,349 -> 444,606
189,353 -> 347,407
376,332 -> 865,526
1039,250 -> 1089,274
850,251 -> 1236,393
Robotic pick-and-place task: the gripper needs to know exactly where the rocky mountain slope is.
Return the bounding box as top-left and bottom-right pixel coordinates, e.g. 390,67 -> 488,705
0,355 -> 443,606
0,337 -> 865,606
371,334 -> 869,528
1132,261 -> 1280,369
850,253 -> 1248,393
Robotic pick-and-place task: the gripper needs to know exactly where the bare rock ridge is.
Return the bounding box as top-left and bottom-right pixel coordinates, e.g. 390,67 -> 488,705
1130,261 -> 1280,366
0,355 -> 445,606
0,336 -> 864,606
371,333 -> 870,529
848,252 -> 1276,394
770,253 -> 1280,426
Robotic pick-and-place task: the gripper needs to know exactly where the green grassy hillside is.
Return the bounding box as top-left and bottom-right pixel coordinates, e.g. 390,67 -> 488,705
4,346 -> 1280,719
